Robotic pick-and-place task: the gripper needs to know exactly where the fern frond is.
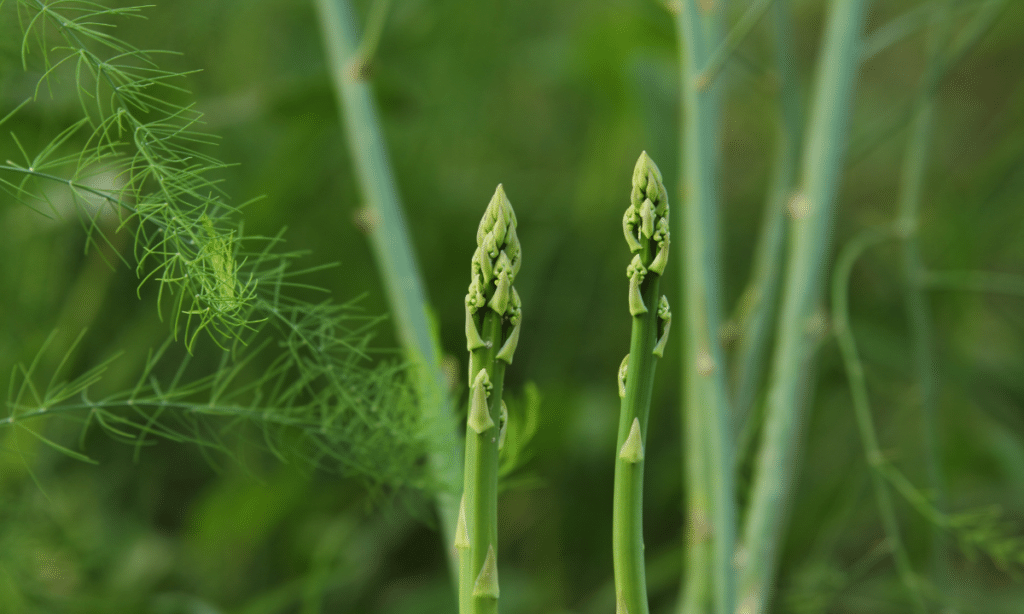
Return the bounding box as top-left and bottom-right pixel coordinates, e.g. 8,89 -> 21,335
0,0 -> 436,494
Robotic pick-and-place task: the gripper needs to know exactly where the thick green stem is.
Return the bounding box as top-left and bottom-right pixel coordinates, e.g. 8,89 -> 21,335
458,186 -> 520,614
313,0 -> 462,582
615,152 -> 671,614
737,1 -> 869,612
459,311 -> 505,614
675,4 -> 736,614
613,264 -> 661,614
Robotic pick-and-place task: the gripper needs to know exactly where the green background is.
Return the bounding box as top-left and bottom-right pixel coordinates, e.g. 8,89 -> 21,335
1,0 -> 1023,612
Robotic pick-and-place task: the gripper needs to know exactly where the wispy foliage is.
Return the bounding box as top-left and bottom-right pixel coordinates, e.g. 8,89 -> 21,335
2,0 -> 257,348
0,0 -> 433,493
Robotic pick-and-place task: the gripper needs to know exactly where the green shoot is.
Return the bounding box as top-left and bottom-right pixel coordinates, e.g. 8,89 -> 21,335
458,185 -> 521,614
613,152 -> 671,614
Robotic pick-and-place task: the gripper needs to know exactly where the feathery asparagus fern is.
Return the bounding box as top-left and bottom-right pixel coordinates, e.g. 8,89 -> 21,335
0,0 -> 436,496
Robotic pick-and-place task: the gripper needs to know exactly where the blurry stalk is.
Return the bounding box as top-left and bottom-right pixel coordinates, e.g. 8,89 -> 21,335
694,0 -> 775,91
895,0 -> 952,590
737,1 -> 869,613
921,270 -> 1024,297
731,0 -> 802,463
674,3 -> 736,614
895,0 -> 1008,588
313,0 -> 462,581
614,152 -> 672,614
832,229 -> 926,612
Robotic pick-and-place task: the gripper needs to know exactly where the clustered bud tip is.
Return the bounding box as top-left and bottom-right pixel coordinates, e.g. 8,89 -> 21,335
466,185 -> 523,363
622,152 -> 671,310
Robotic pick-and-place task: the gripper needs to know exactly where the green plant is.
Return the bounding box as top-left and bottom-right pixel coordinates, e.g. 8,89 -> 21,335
613,151 -> 672,614
736,2 -> 871,612
457,185 -> 522,614
0,0 -> 435,496
313,0 -> 464,580
3,1 -> 1024,613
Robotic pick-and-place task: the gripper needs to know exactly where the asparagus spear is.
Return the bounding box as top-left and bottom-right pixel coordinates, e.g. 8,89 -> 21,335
613,152 -> 672,614
457,185 -> 522,614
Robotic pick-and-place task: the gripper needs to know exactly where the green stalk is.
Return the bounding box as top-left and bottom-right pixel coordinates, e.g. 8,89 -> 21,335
313,0 -> 463,581
674,4 -> 736,614
614,152 -> 673,614
731,0 -> 802,447
832,230 -> 925,612
896,1 -> 952,589
737,1 -> 869,612
457,187 -> 522,614
694,0 -> 775,91
921,270 -> 1024,297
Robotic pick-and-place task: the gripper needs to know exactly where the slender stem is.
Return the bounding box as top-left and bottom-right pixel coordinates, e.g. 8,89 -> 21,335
731,0 -> 802,453
896,0 -> 954,591
313,0 -> 462,582
695,0 -> 775,91
675,4 -> 735,614
354,0 -> 393,70
832,230 -> 926,612
737,1 -> 869,612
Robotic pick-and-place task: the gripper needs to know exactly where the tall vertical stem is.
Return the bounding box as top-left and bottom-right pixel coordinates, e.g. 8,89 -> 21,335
313,0 -> 462,583
614,152 -> 672,614
897,3 -> 955,587
737,1 -> 869,612
675,3 -> 736,614
731,0 -> 801,442
458,186 -> 521,614
612,273 -> 662,614
460,312 -> 505,614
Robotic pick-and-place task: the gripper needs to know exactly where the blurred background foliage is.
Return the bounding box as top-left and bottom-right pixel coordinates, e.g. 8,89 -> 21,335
1,0 -> 1023,612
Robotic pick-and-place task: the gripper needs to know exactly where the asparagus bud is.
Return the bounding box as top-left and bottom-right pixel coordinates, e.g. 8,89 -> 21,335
623,151 -> 670,282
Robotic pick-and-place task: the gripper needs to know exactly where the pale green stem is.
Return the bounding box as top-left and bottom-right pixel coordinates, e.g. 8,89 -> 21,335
850,0 -> 1008,167
613,251 -> 662,614
695,0 -> 775,91
313,0 -> 462,583
731,0 -> 801,457
460,312 -> 504,614
737,1 -> 869,612
832,230 -> 926,612
353,0 -> 393,74
675,3 -> 736,614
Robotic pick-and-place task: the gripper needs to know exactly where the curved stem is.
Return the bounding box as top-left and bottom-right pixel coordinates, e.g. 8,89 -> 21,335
832,230 -> 925,611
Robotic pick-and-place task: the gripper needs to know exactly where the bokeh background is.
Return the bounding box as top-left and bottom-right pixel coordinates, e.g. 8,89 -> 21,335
1,0 -> 1023,612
